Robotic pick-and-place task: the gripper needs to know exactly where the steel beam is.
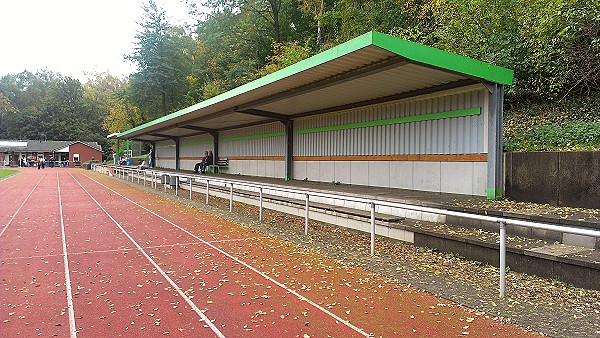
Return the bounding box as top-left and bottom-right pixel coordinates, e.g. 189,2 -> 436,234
236,108 -> 290,121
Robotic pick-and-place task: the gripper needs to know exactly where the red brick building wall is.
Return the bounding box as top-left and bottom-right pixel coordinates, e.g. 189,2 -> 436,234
69,143 -> 102,167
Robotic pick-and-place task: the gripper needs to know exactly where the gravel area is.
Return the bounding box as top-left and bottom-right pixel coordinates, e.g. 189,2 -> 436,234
118,178 -> 600,337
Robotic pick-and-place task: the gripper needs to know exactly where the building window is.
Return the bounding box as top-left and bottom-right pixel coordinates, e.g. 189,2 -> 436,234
73,153 -> 80,162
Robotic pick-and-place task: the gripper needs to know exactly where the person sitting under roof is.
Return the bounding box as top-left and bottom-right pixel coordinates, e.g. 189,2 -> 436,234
137,159 -> 148,170
193,151 -> 208,174
199,150 -> 214,174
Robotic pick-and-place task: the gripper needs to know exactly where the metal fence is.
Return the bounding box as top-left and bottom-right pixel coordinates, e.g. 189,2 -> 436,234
93,164 -> 600,296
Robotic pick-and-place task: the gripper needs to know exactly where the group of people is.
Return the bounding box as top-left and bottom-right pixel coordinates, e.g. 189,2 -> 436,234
108,147 -> 213,173
112,148 -> 154,170
193,150 -> 213,174
18,156 -> 48,169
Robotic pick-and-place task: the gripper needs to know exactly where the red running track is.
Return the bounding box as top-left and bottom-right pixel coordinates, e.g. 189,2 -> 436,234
1,168 -> 542,337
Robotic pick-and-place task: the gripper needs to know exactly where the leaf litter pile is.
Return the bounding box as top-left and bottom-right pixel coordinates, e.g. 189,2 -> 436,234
116,178 -> 599,337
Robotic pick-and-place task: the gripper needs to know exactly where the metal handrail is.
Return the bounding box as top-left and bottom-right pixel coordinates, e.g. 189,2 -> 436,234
93,164 -> 600,296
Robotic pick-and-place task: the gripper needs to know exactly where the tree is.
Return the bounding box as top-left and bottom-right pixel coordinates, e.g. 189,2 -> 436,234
126,0 -> 194,120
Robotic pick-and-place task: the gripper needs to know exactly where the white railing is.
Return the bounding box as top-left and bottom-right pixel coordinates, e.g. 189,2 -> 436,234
92,164 -> 600,296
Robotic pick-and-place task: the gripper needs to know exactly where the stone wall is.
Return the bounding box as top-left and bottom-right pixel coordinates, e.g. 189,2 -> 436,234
504,151 -> 600,208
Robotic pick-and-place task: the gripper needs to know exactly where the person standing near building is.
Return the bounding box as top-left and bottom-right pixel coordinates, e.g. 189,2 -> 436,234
112,151 -> 117,165
148,147 -> 153,168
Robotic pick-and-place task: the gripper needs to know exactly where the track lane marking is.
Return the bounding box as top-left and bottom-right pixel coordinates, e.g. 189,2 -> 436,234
82,172 -> 371,337
69,173 -> 226,338
57,173 -> 78,338
0,173 -> 45,237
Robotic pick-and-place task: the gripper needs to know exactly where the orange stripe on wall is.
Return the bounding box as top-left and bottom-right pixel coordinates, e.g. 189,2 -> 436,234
293,154 -> 487,162
227,156 -> 285,161
158,154 -> 487,162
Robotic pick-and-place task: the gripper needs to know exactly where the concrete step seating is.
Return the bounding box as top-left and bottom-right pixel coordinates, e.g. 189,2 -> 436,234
118,168 -> 599,291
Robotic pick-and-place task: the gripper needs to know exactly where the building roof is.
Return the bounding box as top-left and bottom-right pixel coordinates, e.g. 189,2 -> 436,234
0,140 -> 102,152
115,31 -> 513,142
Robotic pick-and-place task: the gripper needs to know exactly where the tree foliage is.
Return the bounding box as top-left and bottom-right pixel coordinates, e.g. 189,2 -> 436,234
126,0 -> 194,120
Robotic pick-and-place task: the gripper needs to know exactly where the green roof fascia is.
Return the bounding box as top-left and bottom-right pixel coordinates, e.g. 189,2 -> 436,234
370,31 -> 513,85
117,31 -> 513,139
117,33 -> 375,139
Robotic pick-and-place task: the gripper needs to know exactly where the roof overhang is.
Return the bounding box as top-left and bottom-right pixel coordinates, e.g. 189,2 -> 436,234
115,31 -> 513,142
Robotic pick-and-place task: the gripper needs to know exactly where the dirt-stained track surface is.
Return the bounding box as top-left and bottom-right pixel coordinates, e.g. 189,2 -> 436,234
1,168 -> 541,337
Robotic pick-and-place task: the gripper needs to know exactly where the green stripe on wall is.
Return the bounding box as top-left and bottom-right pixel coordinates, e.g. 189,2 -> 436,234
181,140 -> 212,147
222,132 -> 285,142
296,107 -> 481,134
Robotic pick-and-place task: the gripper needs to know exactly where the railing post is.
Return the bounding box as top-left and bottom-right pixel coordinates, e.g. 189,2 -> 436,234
499,221 -> 506,297
175,176 -> 179,196
229,183 -> 233,212
143,171 -> 146,186
370,202 -> 376,256
305,194 -> 309,235
189,178 -> 192,200
205,180 -> 209,204
259,187 -> 263,223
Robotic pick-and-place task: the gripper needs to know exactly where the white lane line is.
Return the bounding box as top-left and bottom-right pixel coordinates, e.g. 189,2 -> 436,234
69,173 -> 226,338
84,174 -> 371,337
57,173 -> 78,338
0,173 -> 45,237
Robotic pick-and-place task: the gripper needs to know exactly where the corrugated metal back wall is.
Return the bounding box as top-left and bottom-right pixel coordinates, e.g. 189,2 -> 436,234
220,123 -> 285,157
295,89 -> 486,156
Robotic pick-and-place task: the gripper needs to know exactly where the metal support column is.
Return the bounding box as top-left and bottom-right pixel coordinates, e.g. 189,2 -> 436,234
284,120 -> 294,181
370,203 -> 376,256
173,138 -> 180,170
486,83 -> 504,200
259,188 -> 263,223
304,194 -> 309,235
210,131 -> 219,162
205,180 -> 209,204
499,221 -> 506,297
116,139 -> 120,164
229,183 -> 233,212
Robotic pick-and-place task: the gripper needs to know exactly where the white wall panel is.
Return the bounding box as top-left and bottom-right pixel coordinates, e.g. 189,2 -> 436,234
220,122 -> 285,157
389,161 -> 414,189
350,161 -> 369,186
441,162 -> 474,195
368,161 -> 390,187
413,162 -> 441,192
180,135 -> 213,158
295,88 -> 486,156
156,141 -> 175,169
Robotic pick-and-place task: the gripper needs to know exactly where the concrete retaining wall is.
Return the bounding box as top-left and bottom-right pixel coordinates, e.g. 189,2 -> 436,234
504,151 -> 600,208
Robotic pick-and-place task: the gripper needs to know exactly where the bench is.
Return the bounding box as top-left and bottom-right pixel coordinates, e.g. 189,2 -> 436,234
206,158 -> 228,174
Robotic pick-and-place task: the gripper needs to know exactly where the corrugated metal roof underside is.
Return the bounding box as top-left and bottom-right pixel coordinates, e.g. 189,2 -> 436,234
121,35 -> 509,142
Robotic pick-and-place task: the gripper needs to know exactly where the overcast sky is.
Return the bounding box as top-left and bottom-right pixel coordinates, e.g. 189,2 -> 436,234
0,0 -> 200,82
